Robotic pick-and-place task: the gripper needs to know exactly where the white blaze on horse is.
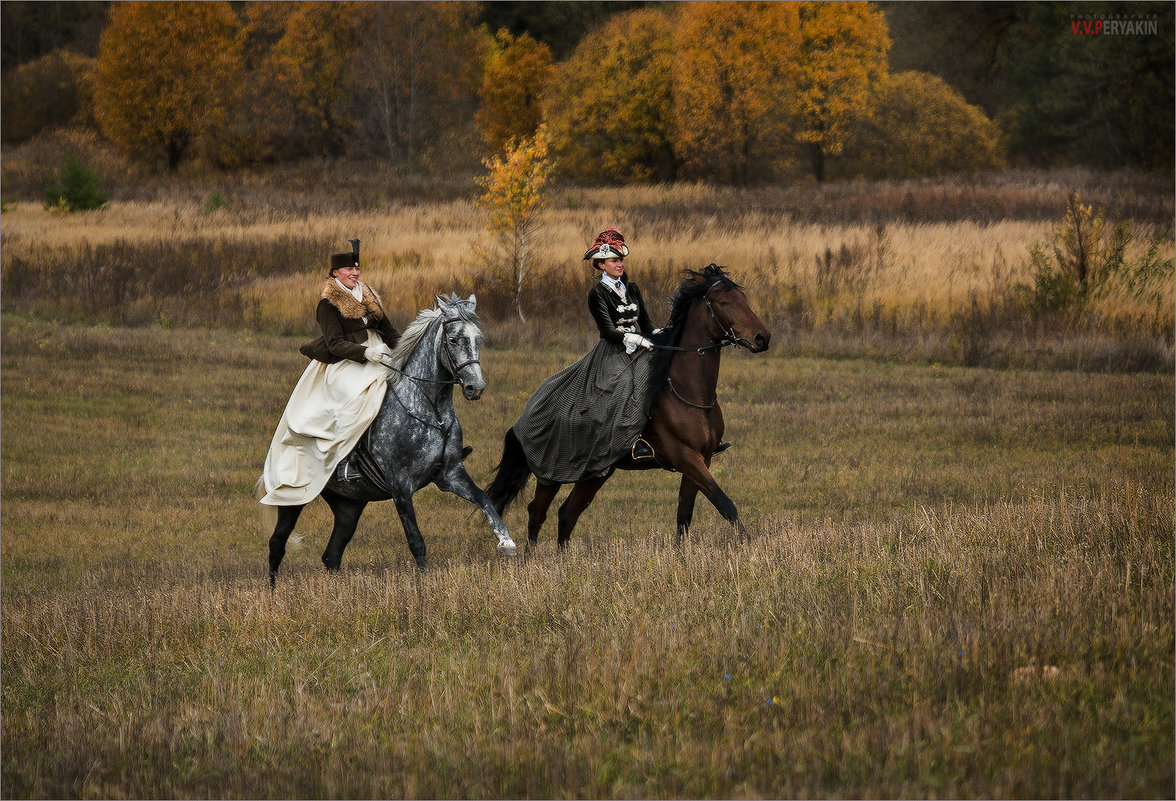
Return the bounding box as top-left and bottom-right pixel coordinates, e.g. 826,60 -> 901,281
263,293 -> 516,584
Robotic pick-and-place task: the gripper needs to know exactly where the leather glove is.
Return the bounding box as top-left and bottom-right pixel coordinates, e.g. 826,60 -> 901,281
364,346 -> 395,368
622,333 -> 654,354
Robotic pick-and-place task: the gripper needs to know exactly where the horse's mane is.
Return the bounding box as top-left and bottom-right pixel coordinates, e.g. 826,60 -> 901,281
386,298 -> 480,387
646,263 -> 740,402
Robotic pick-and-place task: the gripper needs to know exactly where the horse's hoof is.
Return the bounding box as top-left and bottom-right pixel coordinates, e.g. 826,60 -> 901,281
497,542 -> 518,557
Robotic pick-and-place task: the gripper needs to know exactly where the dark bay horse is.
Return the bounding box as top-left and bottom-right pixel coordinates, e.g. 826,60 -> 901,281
486,264 -> 770,546
264,294 -> 517,584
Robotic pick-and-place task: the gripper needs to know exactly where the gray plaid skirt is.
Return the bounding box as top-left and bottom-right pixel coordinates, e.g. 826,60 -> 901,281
514,339 -> 653,484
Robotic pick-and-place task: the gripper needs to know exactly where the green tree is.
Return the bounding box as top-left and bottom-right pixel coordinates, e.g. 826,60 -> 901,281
477,29 -> 555,154
542,7 -> 676,183
671,1 -> 801,184
794,0 -> 889,183
43,154 -> 107,211
841,70 -> 1004,179
93,1 -> 242,170
476,127 -> 555,323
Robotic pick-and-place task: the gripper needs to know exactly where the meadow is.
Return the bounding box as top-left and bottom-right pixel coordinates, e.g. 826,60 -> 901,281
1,162 -> 1173,797
1,314 -> 1172,798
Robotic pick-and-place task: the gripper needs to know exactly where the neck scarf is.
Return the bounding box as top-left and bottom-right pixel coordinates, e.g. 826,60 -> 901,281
335,278 -> 364,302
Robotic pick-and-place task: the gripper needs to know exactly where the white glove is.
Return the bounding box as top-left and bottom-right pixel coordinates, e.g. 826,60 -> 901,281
622,333 -> 654,354
364,346 -> 395,367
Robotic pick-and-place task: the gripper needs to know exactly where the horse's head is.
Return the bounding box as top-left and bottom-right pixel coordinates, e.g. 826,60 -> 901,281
693,265 -> 771,352
436,293 -> 486,400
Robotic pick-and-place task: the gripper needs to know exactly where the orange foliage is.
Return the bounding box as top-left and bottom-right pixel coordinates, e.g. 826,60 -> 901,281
93,1 -> 242,170
843,70 -> 1004,179
541,8 -> 677,184
795,1 -> 890,182
476,127 -> 555,321
477,29 -> 555,154
671,2 -> 802,184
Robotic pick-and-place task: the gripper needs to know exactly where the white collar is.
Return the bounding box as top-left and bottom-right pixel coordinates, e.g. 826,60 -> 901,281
335,278 -> 363,302
601,275 -> 625,294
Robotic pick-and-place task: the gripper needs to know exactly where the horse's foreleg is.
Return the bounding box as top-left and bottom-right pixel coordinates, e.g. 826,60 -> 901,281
437,467 -> 518,556
557,475 -> 610,548
676,454 -> 746,538
268,504 -> 305,586
320,488 -> 368,572
675,477 -> 700,544
392,496 -> 427,569
528,482 -> 561,545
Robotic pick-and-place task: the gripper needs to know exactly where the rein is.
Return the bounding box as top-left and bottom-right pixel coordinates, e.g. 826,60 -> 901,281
657,279 -> 738,413
651,280 -> 743,353
386,318 -> 474,386
386,316 -> 479,431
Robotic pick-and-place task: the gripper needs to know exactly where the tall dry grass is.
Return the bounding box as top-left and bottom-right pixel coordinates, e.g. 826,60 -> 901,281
2,160 -> 1172,369
1,317 -> 1172,797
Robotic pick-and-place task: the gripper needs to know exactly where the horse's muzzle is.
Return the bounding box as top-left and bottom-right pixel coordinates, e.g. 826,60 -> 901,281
462,381 -> 485,401
740,332 -> 770,353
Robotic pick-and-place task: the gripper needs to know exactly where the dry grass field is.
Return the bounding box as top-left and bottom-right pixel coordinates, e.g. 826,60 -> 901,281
1,313 -> 1172,798
1,162 -> 1173,797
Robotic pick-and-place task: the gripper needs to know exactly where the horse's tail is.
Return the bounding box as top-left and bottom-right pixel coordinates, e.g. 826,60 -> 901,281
486,428 -> 532,514
255,476 -> 278,535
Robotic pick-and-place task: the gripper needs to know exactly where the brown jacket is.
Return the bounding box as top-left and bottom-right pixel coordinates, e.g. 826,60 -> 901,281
299,280 -> 400,364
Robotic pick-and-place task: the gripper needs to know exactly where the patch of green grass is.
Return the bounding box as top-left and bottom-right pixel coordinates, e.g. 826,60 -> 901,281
2,318 -> 1173,798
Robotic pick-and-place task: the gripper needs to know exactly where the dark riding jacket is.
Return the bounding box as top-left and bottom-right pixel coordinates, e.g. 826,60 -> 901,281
299,280 -> 400,364
588,279 -> 654,346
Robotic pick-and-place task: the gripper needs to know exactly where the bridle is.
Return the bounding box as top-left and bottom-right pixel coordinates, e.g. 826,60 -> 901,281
385,316 -> 478,387
654,279 -> 744,354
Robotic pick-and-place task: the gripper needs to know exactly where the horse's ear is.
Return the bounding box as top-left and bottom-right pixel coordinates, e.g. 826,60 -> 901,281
465,294 -> 476,311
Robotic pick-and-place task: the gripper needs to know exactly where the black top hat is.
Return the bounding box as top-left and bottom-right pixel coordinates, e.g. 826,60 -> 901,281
329,239 -> 361,274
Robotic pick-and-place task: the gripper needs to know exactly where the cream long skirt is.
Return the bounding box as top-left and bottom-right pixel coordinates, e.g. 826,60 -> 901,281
260,331 -> 391,506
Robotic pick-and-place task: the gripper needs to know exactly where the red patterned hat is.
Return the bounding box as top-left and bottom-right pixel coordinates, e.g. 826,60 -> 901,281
582,227 -> 630,262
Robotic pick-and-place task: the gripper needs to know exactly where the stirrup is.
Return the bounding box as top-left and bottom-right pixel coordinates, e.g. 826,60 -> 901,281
631,438 -> 655,461
336,458 -> 363,482
714,441 -> 732,455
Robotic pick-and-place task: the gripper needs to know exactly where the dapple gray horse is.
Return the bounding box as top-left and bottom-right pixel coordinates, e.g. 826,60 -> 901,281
265,293 -> 517,584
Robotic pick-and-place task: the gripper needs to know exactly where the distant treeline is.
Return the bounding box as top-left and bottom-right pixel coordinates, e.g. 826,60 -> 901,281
1,1 -> 1172,182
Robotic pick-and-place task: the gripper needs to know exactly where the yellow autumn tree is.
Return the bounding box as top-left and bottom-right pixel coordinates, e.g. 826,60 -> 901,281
541,8 -> 676,183
476,126 -> 555,322
794,0 -> 890,183
671,2 -> 801,184
257,1 -> 359,159
841,70 -> 1004,179
93,1 -> 242,170
477,29 -> 555,154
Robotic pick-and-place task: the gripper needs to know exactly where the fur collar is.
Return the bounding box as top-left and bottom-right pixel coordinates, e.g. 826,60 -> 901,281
321,280 -> 386,321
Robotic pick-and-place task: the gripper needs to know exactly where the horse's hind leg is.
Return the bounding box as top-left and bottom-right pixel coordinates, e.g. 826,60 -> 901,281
269,504 -> 305,586
556,475 -> 609,548
527,481 -> 561,545
320,488 -> 368,572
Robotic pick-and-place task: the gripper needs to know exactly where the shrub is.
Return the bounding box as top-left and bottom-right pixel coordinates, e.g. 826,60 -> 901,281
0,48 -> 96,143
43,155 -> 108,211
1017,191 -> 1175,317
840,70 -> 1005,180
